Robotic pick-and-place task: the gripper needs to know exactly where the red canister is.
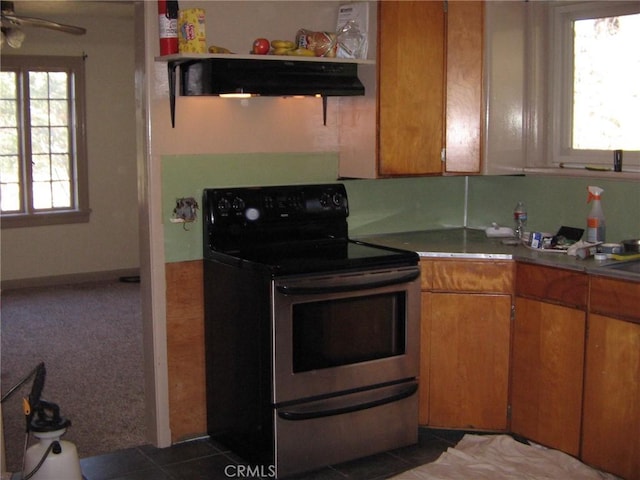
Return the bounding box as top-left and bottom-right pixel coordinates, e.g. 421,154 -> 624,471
158,0 -> 179,56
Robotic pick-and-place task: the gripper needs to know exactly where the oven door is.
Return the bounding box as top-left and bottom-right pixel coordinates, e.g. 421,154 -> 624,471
271,265 -> 421,404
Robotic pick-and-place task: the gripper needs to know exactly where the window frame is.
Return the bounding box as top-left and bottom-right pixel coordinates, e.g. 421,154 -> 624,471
548,1 -> 640,169
1,55 -> 90,229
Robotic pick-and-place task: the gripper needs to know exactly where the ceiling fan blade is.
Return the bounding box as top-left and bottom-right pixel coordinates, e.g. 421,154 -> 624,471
2,13 -> 86,35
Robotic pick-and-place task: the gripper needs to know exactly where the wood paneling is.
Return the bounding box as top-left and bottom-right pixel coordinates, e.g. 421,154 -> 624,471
418,292 -> 431,425
165,260 -> 206,442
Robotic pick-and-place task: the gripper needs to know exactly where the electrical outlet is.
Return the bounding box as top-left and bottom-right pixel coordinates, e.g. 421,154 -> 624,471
172,197 -> 198,223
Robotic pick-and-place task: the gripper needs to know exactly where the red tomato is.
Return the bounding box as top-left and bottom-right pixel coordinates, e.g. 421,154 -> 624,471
252,38 -> 270,55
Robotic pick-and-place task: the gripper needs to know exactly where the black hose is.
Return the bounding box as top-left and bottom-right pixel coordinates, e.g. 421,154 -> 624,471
22,440 -> 59,480
0,362 -> 45,404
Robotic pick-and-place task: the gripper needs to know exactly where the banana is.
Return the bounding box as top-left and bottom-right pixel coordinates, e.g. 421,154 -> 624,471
208,45 -> 232,54
286,48 -> 316,57
271,39 -> 296,49
272,47 -> 295,55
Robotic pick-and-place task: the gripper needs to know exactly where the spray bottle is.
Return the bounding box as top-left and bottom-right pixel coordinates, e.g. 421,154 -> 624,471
586,186 -> 606,243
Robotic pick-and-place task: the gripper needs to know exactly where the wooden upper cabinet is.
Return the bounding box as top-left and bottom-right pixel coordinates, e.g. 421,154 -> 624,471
445,1 -> 484,173
378,1 -> 445,176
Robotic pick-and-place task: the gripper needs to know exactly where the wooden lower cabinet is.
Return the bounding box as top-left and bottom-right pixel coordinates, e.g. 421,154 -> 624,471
427,292 -> 511,429
510,297 -> 585,457
582,276 -> 640,480
419,259 -> 513,430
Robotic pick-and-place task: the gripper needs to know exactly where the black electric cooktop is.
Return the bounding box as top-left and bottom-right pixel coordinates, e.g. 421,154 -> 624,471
221,239 -> 419,275
202,184 -> 418,276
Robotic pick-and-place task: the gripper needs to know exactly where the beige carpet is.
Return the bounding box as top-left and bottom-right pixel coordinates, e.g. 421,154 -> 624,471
1,280 -> 146,473
390,434 -> 620,480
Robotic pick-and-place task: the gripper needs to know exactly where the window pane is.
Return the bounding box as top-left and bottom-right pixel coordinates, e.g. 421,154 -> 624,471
52,180 -> 71,208
0,72 -> 17,97
50,99 -> 68,125
0,100 -> 18,128
32,181 -> 52,209
52,154 -> 70,181
29,72 -> 49,98
1,183 -> 21,212
50,127 -> 69,153
0,127 -> 18,154
30,99 -> 50,126
0,155 -> 20,182
573,13 -> 640,150
49,72 -> 68,99
31,127 -> 51,154
32,154 -> 51,181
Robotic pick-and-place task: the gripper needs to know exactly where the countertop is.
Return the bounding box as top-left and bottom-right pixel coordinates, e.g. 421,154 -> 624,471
356,228 -> 640,282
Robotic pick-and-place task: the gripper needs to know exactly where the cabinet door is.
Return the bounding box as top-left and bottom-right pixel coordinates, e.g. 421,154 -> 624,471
511,297 -> 585,456
582,314 -> 640,480
378,1 -> 445,175
445,0 -> 484,173
428,292 -> 511,430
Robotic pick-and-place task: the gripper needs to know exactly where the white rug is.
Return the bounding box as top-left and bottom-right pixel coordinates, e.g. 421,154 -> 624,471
391,434 -> 620,480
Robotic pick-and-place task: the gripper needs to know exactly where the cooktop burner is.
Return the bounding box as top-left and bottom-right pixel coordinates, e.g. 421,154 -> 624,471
203,184 -> 418,275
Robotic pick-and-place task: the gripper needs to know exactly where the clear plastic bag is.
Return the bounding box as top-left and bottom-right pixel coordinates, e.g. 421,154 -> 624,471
336,20 -> 368,59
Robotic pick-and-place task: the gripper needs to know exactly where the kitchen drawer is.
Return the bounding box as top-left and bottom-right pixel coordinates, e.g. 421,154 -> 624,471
590,276 -> 640,324
516,263 -> 588,309
428,259 -> 514,293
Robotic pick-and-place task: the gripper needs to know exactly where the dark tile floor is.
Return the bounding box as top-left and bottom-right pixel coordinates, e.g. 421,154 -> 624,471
73,428 -> 465,480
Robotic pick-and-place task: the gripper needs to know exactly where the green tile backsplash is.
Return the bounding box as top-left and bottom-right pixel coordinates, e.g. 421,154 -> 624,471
162,153 -> 639,263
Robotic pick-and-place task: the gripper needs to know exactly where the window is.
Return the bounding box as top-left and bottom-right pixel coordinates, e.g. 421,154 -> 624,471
549,1 -> 640,169
0,55 -> 89,228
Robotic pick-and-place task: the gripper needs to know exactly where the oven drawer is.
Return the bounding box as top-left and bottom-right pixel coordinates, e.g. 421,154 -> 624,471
274,381 -> 419,477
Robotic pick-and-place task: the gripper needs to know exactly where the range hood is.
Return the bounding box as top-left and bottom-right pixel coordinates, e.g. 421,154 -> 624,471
180,57 -> 365,97
166,57 -> 365,127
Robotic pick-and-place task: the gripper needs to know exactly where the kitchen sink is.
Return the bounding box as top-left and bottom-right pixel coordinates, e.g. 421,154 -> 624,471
602,259 -> 640,275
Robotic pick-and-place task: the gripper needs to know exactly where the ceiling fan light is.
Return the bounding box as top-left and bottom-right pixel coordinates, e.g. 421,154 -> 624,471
6,27 -> 24,48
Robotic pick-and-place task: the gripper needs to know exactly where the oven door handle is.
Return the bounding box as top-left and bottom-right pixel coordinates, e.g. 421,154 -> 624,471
276,269 -> 419,296
277,382 -> 418,421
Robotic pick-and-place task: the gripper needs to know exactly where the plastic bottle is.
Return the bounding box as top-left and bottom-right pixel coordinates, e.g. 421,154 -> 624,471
513,201 -> 527,240
586,186 -> 606,243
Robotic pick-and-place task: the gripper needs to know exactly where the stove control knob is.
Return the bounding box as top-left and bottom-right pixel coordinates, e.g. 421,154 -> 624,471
217,197 -> 231,213
245,207 -> 260,222
332,192 -> 345,207
232,197 -> 245,211
319,193 -> 332,208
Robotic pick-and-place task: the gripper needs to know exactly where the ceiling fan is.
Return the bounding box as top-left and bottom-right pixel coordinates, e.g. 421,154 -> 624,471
1,0 -> 86,48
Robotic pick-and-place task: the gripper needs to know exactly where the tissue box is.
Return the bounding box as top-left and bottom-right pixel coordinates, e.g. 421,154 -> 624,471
178,8 -> 206,53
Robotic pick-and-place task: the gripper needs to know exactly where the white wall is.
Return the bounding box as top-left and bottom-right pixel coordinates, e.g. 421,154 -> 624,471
0,2 -> 139,285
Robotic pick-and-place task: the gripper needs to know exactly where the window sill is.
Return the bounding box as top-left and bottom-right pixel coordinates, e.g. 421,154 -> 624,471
524,167 -> 640,182
1,209 -> 91,229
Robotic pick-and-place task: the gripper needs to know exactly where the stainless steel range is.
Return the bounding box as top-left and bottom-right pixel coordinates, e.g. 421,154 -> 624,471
202,183 -> 420,478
